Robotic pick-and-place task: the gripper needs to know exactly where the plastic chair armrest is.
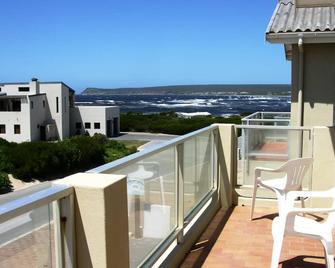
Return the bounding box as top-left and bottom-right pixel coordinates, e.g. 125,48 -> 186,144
286,207 -> 335,216
255,166 -> 284,178
286,188 -> 335,203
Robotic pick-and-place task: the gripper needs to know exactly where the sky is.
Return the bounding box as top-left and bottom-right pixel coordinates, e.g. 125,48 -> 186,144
0,0 -> 290,92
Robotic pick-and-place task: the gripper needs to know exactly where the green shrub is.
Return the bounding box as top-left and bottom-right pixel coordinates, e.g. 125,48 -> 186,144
104,140 -> 137,162
121,112 -> 241,135
0,172 -> 12,194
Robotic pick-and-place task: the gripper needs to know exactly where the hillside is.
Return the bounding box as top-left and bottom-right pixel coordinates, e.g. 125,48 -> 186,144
81,84 -> 291,96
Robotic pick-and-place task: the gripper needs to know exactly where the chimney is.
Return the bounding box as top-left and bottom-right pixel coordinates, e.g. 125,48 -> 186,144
30,77 -> 40,94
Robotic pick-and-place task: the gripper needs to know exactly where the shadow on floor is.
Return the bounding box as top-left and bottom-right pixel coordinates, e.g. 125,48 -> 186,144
281,255 -> 328,268
252,212 -> 278,221
180,207 -> 234,268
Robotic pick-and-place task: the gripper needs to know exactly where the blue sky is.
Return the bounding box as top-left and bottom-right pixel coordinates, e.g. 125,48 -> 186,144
0,0 -> 290,92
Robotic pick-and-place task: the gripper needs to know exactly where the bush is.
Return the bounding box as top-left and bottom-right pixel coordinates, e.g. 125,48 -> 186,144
121,112 -> 241,135
104,140 -> 137,162
0,134 -> 137,182
0,172 -> 12,194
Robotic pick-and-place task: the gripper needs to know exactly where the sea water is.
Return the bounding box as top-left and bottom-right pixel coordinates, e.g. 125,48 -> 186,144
75,94 -> 290,117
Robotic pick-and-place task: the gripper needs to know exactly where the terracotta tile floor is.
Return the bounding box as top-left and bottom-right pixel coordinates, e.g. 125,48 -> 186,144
181,206 -> 334,268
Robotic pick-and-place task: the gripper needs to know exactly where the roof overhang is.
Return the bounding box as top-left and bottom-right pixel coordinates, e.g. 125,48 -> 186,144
266,31 -> 335,44
267,31 -> 335,60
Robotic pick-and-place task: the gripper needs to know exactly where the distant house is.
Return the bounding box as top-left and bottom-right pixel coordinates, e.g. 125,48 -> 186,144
266,0 -> 335,127
0,78 -> 119,142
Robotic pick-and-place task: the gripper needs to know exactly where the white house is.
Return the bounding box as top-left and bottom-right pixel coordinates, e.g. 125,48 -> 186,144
0,78 -> 120,142
70,106 -> 119,137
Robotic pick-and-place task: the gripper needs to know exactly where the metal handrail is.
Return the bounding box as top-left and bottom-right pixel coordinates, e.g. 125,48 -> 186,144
242,118 -> 290,122
88,124 -> 219,174
242,111 -> 290,120
236,125 -> 312,131
0,183 -> 73,223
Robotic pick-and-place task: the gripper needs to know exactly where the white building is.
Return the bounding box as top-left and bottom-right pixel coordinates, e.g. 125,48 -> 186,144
70,106 -> 119,137
0,78 -> 120,142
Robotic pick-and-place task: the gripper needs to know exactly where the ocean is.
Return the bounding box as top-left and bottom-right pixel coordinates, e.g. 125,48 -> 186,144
75,94 -> 291,117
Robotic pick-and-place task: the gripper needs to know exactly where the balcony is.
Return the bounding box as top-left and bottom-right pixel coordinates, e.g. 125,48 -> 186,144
0,120 -> 334,268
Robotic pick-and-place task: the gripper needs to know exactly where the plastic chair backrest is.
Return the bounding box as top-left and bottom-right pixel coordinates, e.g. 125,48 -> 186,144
282,157 -> 313,191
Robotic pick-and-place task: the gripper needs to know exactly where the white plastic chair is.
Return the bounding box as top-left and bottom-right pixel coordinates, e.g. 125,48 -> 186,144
271,187 -> 335,268
250,157 -> 313,220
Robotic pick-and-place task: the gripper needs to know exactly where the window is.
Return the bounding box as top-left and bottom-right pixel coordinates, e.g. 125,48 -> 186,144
76,122 -> 82,129
94,122 -> 100,129
0,87 -> 2,92
43,100 -> 46,108
14,124 -> 20,134
56,97 -> 59,113
18,87 -> 30,92
31,101 -> 34,109
12,100 -> 21,111
0,125 -> 5,134
85,122 -> 91,129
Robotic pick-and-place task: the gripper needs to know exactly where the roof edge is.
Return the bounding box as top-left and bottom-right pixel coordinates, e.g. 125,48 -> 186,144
266,31 -> 335,44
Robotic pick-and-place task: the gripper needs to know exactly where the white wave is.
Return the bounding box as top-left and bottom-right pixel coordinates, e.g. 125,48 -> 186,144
167,98 -> 207,104
245,95 -> 280,101
152,103 -> 198,108
75,101 -> 94,104
221,113 -> 239,118
177,112 -> 211,118
139,100 -> 150,104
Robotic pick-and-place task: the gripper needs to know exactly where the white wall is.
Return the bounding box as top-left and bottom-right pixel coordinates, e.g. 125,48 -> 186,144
70,106 -> 119,137
1,84 -> 33,96
29,95 -> 47,141
39,83 -> 71,140
0,97 -> 31,142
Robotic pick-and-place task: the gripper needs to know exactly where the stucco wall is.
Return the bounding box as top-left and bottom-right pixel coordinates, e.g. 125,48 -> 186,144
70,106 -> 119,137
291,43 -> 335,127
39,83 -> 71,140
29,95 -> 47,141
0,97 -> 31,142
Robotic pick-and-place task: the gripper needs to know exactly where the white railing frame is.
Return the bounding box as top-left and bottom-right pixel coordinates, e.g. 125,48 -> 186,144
88,124 -> 220,267
0,184 -> 74,268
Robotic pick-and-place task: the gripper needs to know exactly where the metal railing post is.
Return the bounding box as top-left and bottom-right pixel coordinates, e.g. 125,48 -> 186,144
53,200 -> 64,268
61,194 -> 76,268
211,130 -> 218,190
176,143 -> 184,244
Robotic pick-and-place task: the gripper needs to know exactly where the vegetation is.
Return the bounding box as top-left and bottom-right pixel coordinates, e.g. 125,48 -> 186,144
0,172 -> 11,194
0,134 -> 137,183
120,112 -> 242,135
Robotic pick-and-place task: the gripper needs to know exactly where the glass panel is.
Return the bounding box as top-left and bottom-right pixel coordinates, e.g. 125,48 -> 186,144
237,128 -> 313,193
0,204 -> 54,267
183,131 -> 213,216
113,147 -> 176,268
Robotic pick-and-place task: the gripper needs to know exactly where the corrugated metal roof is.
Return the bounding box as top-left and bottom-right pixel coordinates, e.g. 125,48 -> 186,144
267,0 -> 335,34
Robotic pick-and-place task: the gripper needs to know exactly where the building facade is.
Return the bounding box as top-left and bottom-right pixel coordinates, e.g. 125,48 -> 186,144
0,78 -> 120,142
266,0 -> 335,127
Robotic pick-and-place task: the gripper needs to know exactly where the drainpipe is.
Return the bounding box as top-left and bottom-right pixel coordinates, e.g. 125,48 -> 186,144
297,38 -> 304,157
297,38 -> 304,126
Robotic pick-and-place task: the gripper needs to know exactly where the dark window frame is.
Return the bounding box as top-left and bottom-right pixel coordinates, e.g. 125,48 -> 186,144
75,122 -> 82,129
18,87 -> 30,92
0,125 -> 6,134
56,97 -> 59,113
14,124 -> 20,134
94,122 -> 100,129
84,122 -> 91,129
